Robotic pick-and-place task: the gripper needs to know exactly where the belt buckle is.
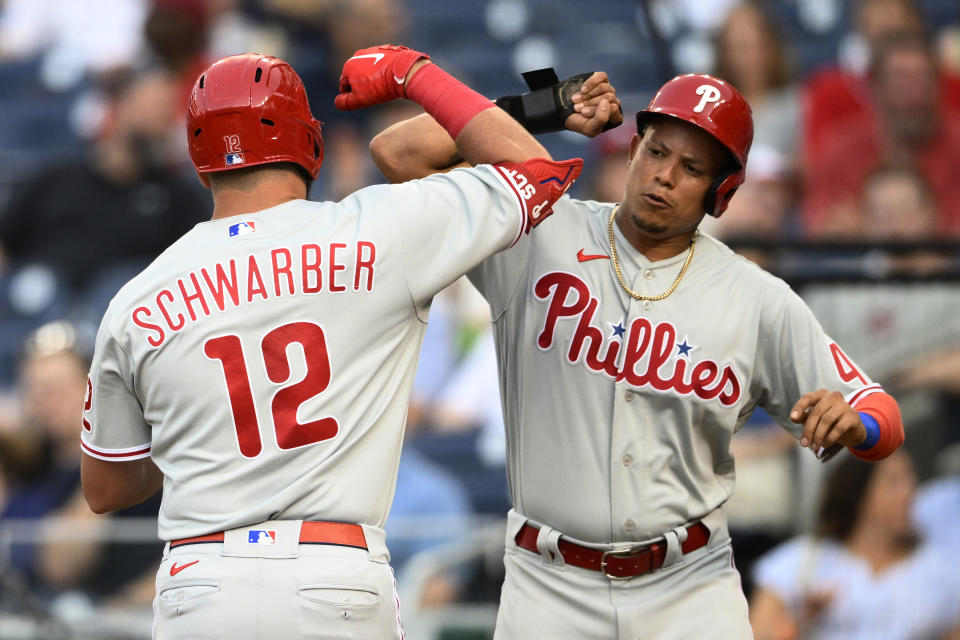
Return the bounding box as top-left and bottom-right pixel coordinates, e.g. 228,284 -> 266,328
599,545 -> 650,580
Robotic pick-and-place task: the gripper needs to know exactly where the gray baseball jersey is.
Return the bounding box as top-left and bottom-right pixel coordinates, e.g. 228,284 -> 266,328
81,165 -> 530,541
469,198 -> 884,543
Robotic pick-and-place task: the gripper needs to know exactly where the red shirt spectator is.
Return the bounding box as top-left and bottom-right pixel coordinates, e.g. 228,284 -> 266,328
805,111 -> 960,237
802,68 -> 960,170
801,0 -> 960,167
803,35 -> 960,237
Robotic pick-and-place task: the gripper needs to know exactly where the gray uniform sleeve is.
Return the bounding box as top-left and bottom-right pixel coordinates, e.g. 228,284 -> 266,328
389,165 -> 525,316
757,283 -> 878,437
467,222 -> 536,320
80,312 -> 152,461
469,195 -> 583,319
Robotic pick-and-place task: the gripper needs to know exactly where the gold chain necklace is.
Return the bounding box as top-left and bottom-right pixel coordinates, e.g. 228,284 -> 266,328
607,206 -> 697,301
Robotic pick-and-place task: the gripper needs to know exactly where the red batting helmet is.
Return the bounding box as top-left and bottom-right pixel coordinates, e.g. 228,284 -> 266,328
635,74 -> 753,217
187,53 -> 323,181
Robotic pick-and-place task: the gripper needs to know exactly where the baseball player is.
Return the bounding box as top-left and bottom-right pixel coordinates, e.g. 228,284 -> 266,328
370,73 -> 905,638
79,45 -> 583,639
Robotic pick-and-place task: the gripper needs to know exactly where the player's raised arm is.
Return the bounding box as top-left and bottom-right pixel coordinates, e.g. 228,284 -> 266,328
371,113 -> 465,183
365,68 -> 622,183
336,45 -> 549,167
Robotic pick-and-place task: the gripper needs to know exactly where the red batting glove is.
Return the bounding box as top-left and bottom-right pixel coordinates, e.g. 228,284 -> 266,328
334,45 -> 430,111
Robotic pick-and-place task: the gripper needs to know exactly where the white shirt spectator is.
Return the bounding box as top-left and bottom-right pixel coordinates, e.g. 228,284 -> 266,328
753,535 -> 960,640
914,474 -> 960,552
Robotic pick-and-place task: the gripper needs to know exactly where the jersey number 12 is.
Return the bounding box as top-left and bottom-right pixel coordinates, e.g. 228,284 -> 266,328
204,321 -> 338,458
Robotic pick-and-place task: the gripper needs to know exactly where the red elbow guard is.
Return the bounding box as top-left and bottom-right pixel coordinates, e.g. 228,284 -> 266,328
849,391 -> 904,462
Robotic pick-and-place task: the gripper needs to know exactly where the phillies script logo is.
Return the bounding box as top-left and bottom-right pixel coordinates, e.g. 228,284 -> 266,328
535,272 -> 741,405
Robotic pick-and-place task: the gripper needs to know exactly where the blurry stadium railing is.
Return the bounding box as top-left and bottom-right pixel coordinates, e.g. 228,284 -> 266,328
723,239 -> 960,285
0,517 -> 158,640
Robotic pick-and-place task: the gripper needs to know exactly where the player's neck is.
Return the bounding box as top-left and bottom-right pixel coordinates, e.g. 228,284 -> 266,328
614,210 -> 697,262
210,179 -> 308,221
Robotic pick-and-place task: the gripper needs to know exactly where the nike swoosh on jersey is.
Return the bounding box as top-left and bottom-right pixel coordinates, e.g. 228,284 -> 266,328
170,560 -> 199,576
577,249 -> 609,262
349,53 -> 385,64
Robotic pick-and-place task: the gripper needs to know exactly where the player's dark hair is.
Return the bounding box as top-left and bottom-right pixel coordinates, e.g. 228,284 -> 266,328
207,162 -> 312,190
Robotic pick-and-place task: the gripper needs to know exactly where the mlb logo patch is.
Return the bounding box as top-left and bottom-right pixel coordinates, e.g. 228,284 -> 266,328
229,221 -> 256,237
248,530 -> 276,545
225,152 -> 245,166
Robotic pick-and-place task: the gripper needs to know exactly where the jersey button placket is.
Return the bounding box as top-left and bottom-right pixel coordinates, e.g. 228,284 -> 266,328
629,271 -> 651,313
613,256 -> 642,541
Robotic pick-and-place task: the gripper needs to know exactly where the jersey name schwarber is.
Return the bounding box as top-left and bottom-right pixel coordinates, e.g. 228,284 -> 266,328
132,241 -> 376,348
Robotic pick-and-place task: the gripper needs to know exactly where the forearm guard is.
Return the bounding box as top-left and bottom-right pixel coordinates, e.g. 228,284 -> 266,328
495,68 -> 618,135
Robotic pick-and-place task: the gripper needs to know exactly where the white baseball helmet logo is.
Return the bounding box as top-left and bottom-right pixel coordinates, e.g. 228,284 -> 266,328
693,85 -> 722,113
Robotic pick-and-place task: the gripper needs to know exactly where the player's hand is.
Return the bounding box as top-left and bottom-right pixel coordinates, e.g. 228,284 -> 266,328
335,44 -> 430,111
566,71 -> 623,137
790,389 -> 866,455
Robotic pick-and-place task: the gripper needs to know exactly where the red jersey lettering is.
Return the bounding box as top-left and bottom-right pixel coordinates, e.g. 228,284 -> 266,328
535,271 -> 742,406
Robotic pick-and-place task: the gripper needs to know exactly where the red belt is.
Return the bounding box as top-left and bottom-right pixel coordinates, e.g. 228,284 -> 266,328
169,521 -> 367,550
515,520 -> 710,579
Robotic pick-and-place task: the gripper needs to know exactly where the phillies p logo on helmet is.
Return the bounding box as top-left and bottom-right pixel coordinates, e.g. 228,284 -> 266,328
693,85 -> 722,113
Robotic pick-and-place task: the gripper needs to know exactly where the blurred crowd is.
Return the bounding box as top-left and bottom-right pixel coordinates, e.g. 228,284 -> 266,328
0,0 -> 958,637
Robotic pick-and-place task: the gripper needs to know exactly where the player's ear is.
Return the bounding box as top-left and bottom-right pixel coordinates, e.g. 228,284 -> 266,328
627,133 -> 643,166
197,172 -> 211,189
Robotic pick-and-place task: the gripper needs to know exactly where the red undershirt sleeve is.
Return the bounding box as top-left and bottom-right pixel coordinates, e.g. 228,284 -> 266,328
849,391 -> 904,462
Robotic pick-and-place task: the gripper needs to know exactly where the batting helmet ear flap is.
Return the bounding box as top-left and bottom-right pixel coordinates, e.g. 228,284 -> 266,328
705,169 -> 744,217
